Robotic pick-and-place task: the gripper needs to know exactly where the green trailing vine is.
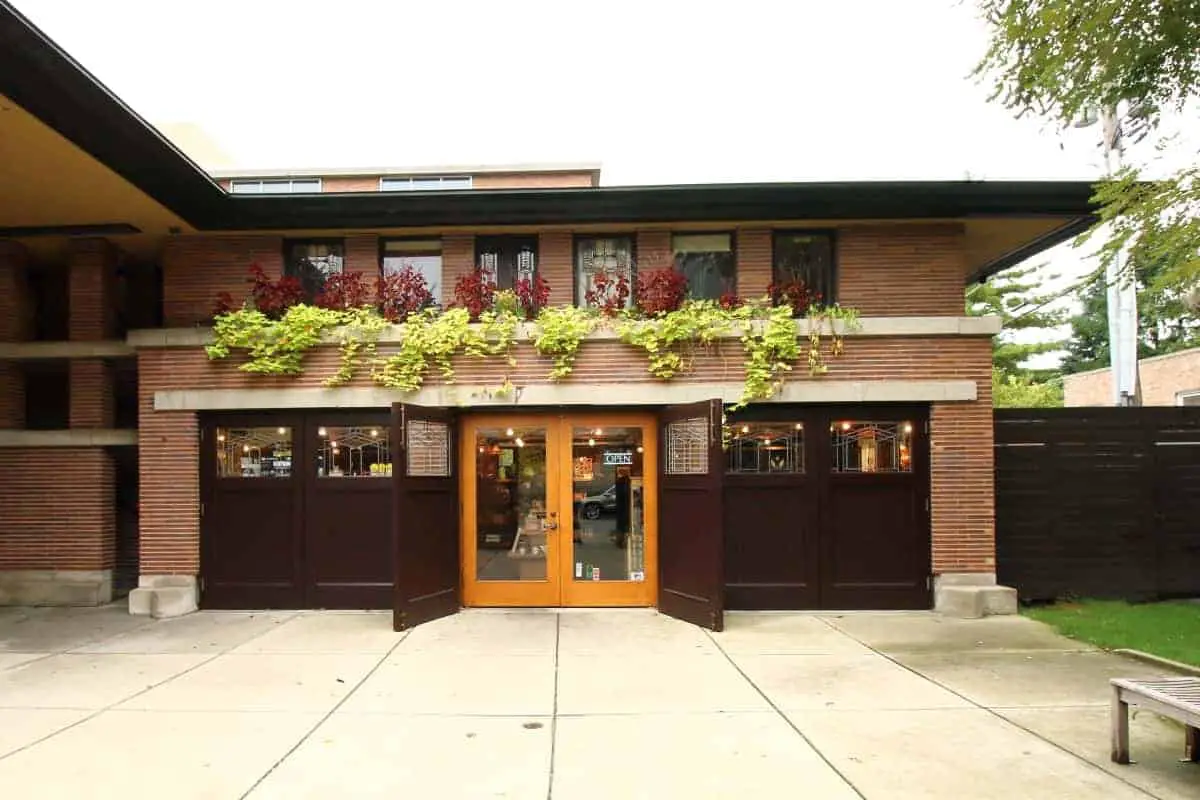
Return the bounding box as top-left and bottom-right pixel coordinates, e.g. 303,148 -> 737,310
533,306 -> 598,380
206,299 -> 858,405
206,305 -> 347,375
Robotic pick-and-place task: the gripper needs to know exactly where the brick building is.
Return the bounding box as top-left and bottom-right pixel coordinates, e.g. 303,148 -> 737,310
0,4 -> 1096,627
1064,347 -> 1200,407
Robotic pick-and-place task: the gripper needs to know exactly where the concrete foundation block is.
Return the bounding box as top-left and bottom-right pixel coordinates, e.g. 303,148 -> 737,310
0,569 -> 113,606
933,573 -> 1018,619
129,575 -> 198,618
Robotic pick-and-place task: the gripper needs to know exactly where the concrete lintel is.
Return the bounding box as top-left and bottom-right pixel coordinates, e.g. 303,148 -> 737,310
0,340 -> 136,360
0,569 -> 113,607
155,379 -> 977,412
127,315 -> 1002,349
0,429 -> 138,447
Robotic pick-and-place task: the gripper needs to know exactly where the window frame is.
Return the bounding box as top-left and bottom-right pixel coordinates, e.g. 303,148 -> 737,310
1177,390 -> 1200,406
378,237 -> 444,302
283,238 -> 346,301
573,233 -> 637,308
379,175 -> 473,192
671,231 -> 737,301
230,178 -> 322,194
771,229 -> 838,308
474,235 -> 539,291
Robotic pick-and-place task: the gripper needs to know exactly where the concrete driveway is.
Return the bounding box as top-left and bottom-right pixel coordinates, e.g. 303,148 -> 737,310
0,606 -> 1196,799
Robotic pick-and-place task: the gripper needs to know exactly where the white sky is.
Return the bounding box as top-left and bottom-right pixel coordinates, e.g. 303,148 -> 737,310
16,0 -> 1194,364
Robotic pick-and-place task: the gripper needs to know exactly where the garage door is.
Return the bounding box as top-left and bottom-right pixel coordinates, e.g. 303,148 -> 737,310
200,411 -> 392,609
724,405 -> 930,610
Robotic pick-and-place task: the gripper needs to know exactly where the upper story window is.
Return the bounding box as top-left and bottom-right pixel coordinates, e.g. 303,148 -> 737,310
284,239 -> 344,300
230,178 -> 322,194
381,238 -> 443,302
476,236 -> 538,290
672,233 -> 735,301
575,236 -> 634,309
380,176 -> 473,191
773,231 -> 835,309
1177,390 -> 1200,406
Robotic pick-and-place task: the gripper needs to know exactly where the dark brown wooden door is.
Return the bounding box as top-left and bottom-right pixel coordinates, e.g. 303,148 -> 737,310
820,410 -> 930,609
657,399 -> 724,631
392,403 -> 460,630
200,413 -> 304,609
304,412 -> 392,609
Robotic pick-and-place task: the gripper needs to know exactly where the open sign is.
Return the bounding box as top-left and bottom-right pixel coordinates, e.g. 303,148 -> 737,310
603,451 -> 633,466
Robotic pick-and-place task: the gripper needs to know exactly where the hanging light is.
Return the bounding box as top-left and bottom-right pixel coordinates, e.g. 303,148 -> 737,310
841,421 -> 851,431
588,438 -> 595,446
794,423 -> 803,431
370,429 -> 379,437
594,428 -> 603,436
277,427 -> 286,435
318,427 -> 327,437
902,422 -> 913,434
740,425 -> 749,434
515,437 -> 525,448
636,445 -> 644,453
505,428 -> 514,437
216,433 -> 225,443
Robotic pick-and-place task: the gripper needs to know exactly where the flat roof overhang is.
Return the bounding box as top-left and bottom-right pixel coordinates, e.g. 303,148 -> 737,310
0,0 -> 1098,281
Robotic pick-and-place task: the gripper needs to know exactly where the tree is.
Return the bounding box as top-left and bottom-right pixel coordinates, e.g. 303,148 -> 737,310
967,262 -> 1068,375
1061,257 -> 1200,373
967,262 -> 1068,405
974,1 -> 1200,297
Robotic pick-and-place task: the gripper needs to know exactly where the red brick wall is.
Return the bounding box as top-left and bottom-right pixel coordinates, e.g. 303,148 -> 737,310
0,448 -> 115,571
736,228 -> 771,299
473,171 -> 597,189
344,235 -> 378,275
163,235 -> 284,326
68,239 -> 117,340
838,224 -> 967,316
322,177 -> 382,193
0,242 -> 30,428
441,234 -> 475,307
539,232 -> 573,305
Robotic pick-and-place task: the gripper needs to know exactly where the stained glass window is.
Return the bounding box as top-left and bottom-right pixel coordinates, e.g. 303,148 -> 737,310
726,422 -> 805,474
317,425 -> 391,478
576,236 -> 634,309
216,427 -> 293,478
665,417 -> 708,474
831,421 -> 913,473
407,420 -> 451,477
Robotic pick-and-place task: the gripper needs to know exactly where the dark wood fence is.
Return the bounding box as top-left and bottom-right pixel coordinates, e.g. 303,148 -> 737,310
994,408 -> 1200,602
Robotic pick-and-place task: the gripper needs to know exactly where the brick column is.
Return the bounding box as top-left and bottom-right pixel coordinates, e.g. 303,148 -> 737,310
635,230 -> 672,273
538,231 -> 573,305
344,235 -> 379,276
68,239 -> 118,429
735,228 -> 772,300
0,242 -> 30,429
441,235 -> 475,307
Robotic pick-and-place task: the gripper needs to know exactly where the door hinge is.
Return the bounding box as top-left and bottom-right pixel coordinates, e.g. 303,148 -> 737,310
198,576 -> 205,593
199,502 -> 205,517
924,420 -> 930,435
925,496 -> 931,513
926,576 -> 932,591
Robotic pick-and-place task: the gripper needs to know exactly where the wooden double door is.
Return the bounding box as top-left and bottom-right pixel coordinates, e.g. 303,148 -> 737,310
723,404 -> 932,610
200,411 -> 392,609
393,401 -> 727,630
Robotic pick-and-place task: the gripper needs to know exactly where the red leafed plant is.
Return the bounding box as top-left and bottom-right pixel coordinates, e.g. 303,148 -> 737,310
247,264 -> 305,318
453,268 -> 497,320
376,265 -> 435,322
767,278 -> 822,316
584,269 -> 631,316
634,267 -> 689,316
314,271 -> 373,311
718,291 -> 742,310
213,291 -> 238,316
514,274 -> 551,320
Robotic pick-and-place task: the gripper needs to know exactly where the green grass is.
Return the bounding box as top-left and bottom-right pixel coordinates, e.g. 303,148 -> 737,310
1025,600 -> 1200,667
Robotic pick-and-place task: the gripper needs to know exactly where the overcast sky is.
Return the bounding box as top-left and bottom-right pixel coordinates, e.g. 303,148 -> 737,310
17,0 -> 1116,184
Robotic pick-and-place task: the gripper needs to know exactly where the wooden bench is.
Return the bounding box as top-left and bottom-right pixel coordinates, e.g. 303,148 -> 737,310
1111,677 -> 1200,764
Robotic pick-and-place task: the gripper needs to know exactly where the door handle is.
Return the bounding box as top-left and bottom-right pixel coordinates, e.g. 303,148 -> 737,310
543,512 -> 559,531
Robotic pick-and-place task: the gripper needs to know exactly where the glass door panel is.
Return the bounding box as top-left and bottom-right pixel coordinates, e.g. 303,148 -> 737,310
473,426 -> 551,582
569,426 -> 646,583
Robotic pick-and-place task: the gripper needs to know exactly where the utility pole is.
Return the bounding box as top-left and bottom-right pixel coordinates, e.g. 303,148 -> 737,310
1079,105 -> 1140,406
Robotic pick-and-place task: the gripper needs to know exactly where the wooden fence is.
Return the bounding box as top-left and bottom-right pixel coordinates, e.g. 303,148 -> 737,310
994,408 -> 1200,602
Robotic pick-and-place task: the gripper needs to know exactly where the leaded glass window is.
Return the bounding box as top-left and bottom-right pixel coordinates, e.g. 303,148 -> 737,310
726,422 -> 805,474
407,420 -> 451,477
216,427 -> 293,478
576,236 -> 634,309
316,425 -> 391,478
665,417 -> 708,474
831,421 -> 913,473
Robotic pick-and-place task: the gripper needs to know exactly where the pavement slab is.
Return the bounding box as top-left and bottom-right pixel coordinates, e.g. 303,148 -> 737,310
0,607 -> 1193,799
